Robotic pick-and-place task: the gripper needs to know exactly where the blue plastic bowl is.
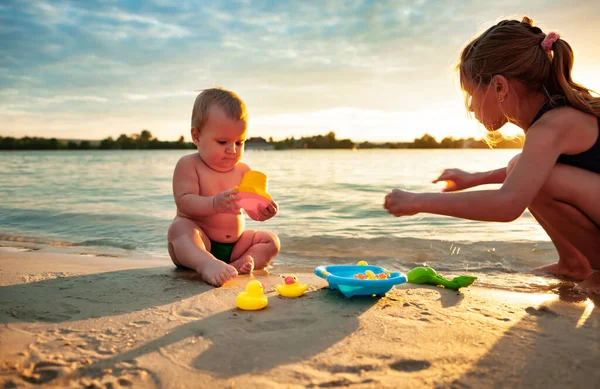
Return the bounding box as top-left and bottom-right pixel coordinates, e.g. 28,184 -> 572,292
314,265 -> 407,298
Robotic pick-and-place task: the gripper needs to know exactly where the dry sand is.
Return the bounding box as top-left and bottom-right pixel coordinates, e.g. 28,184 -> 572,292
0,246 -> 598,389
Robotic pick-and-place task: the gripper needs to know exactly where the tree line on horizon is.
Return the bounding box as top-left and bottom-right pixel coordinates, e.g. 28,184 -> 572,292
0,130 -> 523,150
274,132 -> 523,149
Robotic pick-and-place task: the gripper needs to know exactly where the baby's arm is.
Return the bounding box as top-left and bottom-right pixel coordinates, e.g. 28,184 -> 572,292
172,156 -> 239,218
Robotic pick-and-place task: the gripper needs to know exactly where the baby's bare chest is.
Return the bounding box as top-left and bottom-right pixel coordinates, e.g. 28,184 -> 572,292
196,167 -> 244,196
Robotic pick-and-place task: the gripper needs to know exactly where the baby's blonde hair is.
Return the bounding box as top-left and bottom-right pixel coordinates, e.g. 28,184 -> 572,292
191,88 -> 247,130
458,17 -> 600,116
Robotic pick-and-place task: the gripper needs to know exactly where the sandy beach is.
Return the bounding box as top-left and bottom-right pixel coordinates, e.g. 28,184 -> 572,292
0,244 -> 598,389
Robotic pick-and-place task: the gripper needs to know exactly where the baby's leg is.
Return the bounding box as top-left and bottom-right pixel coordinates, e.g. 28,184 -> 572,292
229,230 -> 281,272
168,218 -> 237,286
523,162 -> 600,293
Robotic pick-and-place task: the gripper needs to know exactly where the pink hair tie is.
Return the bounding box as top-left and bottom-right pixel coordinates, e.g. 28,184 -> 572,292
541,32 -> 560,53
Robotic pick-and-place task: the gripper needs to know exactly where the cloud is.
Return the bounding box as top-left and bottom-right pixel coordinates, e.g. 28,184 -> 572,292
1,0 -> 598,140
122,90 -> 197,101
37,95 -> 109,104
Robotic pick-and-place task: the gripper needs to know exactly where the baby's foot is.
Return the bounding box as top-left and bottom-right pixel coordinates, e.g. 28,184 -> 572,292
532,259 -> 591,281
199,260 -> 238,287
230,255 -> 254,274
574,270 -> 600,294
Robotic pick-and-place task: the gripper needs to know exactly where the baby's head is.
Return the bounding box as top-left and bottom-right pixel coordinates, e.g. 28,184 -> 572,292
191,88 -> 247,132
190,88 -> 248,171
458,17 -> 572,129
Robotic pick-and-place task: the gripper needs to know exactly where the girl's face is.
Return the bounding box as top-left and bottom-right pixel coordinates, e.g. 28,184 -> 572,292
466,81 -> 507,131
192,105 -> 247,172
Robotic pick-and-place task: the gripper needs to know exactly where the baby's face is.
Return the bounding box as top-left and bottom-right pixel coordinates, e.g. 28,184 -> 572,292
192,105 -> 247,172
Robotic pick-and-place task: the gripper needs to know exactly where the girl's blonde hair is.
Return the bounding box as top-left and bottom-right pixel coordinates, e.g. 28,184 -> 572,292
191,88 -> 247,130
458,17 -> 600,116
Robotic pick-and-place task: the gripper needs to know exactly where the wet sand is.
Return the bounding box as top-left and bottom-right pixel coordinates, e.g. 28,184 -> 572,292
0,245 -> 598,388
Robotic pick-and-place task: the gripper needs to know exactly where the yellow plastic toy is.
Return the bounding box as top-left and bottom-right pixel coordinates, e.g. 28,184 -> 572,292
276,275 -> 308,298
236,171 -> 272,200
353,270 -> 389,280
236,280 -> 268,310
364,270 -> 376,280
235,171 -> 273,214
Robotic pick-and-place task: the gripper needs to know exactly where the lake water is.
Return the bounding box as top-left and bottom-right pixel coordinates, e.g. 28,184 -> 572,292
1,149 -> 556,288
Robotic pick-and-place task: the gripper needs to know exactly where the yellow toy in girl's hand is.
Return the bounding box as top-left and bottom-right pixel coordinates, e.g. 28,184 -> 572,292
236,280 -> 268,310
275,274 -> 308,298
444,180 -> 456,190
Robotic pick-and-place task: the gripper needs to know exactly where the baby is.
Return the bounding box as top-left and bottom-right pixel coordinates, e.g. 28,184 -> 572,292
167,88 -> 280,286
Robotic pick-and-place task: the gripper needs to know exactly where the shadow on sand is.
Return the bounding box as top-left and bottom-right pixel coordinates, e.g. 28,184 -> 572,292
0,267 -> 212,324
450,288 -> 599,388
73,288 -> 378,379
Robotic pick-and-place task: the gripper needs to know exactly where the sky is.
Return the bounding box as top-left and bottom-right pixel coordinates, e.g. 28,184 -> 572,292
1,0 -> 599,143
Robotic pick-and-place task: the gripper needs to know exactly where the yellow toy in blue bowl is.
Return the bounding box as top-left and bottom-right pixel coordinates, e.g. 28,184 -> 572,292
236,280 -> 268,310
276,274 -> 308,298
315,261 -> 407,298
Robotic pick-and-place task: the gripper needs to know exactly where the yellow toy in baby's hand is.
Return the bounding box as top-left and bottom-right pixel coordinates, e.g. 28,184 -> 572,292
276,274 -> 308,298
235,171 -> 273,214
236,280 -> 268,310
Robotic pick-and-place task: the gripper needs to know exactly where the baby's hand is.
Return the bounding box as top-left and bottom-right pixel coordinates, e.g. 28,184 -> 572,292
247,201 -> 278,222
213,189 -> 241,214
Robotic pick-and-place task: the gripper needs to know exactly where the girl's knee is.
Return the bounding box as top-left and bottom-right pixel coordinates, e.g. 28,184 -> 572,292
507,154 -> 565,202
534,164 -> 576,202
506,153 -> 521,175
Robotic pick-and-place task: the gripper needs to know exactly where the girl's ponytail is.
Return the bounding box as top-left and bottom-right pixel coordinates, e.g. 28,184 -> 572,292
547,38 -> 600,115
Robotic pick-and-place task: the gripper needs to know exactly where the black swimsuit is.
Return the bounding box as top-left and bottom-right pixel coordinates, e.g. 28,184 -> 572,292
530,102 -> 600,174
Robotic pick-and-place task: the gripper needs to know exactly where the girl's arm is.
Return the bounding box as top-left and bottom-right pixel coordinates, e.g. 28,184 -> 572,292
386,126 -> 562,222
473,168 -> 507,185
433,167 -> 507,192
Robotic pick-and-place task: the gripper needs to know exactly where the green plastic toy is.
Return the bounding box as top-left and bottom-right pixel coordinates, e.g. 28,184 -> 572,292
406,267 -> 477,290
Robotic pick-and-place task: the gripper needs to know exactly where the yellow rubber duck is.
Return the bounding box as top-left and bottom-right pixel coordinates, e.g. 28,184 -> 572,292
236,280 -> 268,310
275,275 -> 308,298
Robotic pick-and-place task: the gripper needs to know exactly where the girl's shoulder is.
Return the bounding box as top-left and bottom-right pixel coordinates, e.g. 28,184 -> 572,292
531,105 -> 585,128
528,106 -> 599,154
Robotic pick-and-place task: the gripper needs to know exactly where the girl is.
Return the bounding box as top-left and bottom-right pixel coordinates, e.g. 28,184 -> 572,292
384,17 -> 600,294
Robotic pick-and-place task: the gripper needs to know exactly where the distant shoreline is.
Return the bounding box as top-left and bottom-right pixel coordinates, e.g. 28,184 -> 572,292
1,131 -> 523,150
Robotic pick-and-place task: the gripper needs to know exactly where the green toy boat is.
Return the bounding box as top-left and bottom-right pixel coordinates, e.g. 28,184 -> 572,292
406,267 -> 476,290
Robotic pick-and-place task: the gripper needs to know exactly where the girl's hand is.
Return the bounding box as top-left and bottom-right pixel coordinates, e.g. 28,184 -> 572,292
247,201 -> 279,222
384,189 -> 419,217
432,168 -> 477,192
213,189 -> 241,214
